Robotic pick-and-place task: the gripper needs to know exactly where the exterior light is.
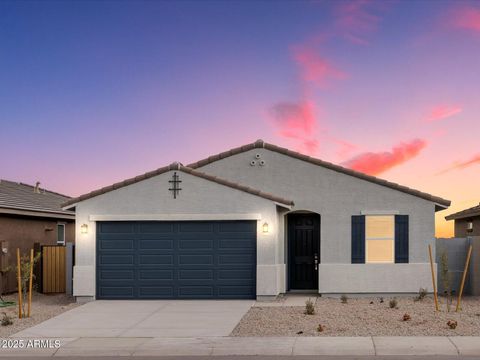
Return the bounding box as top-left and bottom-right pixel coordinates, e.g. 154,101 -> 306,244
80,224 -> 88,234
262,222 -> 269,233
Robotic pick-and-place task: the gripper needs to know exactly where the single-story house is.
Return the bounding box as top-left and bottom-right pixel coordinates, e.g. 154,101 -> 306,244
63,140 -> 450,301
445,203 -> 480,237
0,180 -> 75,293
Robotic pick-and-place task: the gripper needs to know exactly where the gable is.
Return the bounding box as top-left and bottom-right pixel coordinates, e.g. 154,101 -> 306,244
188,140 -> 450,209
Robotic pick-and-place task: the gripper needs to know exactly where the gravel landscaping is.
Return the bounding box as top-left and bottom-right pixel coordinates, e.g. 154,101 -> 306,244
231,296 -> 480,337
0,292 -> 78,337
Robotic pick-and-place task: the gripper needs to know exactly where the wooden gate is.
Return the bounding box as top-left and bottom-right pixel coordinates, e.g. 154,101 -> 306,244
42,246 -> 66,293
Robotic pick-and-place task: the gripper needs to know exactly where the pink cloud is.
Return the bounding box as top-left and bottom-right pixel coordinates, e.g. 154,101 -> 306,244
269,101 -> 319,155
426,104 -> 462,122
438,154 -> 480,175
451,6 -> 480,32
292,46 -> 346,87
343,138 -> 427,175
334,0 -> 384,45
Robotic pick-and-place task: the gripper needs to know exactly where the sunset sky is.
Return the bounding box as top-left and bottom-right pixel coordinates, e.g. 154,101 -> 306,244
1,0 -> 479,237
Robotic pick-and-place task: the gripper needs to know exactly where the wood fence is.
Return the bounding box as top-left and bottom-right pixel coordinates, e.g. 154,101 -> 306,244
42,246 -> 66,293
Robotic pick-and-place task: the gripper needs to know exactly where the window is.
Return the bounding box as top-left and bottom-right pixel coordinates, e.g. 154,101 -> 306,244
57,224 -> 65,245
467,220 -> 473,232
365,215 -> 394,263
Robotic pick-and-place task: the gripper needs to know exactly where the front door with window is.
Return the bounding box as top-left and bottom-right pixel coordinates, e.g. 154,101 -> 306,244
288,213 -> 320,290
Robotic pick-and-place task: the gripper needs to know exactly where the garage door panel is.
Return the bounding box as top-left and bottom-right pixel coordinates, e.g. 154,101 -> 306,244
99,270 -> 135,280
218,238 -> 255,249
219,254 -> 255,265
219,222 -> 256,233
178,286 -> 214,297
137,223 -> 174,233
179,254 -> 214,265
99,223 -> 135,234
218,269 -> 254,280
178,269 -> 214,280
138,269 -> 174,280
97,221 -> 256,299
99,254 -> 134,265
99,239 -> 135,250
139,286 -> 174,297
139,254 -> 173,265
178,222 -> 214,233
99,286 -> 134,298
178,239 -> 214,250
138,239 -> 174,250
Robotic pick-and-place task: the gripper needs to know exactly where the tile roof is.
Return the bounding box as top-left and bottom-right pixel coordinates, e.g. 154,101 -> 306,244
62,162 -> 294,208
0,180 -> 74,217
445,204 -> 480,220
187,139 -> 451,208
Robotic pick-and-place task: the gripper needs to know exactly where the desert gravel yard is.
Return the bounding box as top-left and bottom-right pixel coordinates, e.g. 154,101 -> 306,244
0,292 -> 78,337
231,296 -> 480,337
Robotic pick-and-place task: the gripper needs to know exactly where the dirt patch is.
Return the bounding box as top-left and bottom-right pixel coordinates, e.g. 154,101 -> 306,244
231,296 -> 480,336
0,292 -> 78,337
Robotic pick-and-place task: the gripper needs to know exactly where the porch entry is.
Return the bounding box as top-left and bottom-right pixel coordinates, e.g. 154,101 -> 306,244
288,213 -> 320,290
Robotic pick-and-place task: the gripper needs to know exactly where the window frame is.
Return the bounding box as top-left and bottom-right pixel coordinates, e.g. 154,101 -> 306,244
57,223 -> 66,246
365,215 -> 395,264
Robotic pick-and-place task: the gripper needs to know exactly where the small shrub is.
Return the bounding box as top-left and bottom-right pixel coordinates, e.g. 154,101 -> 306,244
304,298 -> 315,315
369,301 -> 374,304
447,320 -> 458,329
1,313 -> 12,326
296,330 -> 304,335
389,298 -> 398,309
340,294 -> 348,304
317,324 -> 325,332
415,288 -> 428,302
402,313 -> 411,321
379,297 -> 384,303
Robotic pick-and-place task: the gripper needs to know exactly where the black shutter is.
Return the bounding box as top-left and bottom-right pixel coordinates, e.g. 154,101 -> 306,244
395,215 -> 409,263
352,215 -> 365,263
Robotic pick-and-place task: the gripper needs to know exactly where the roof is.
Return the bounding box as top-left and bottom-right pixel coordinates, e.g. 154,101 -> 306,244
445,204 -> 480,220
62,162 -> 294,208
0,180 -> 74,218
187,139 -> 451,208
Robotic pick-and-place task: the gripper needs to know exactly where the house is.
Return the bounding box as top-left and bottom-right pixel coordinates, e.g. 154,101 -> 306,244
0,180 -> 75,293
445,204 -> 480,237
63,140 -> 450,301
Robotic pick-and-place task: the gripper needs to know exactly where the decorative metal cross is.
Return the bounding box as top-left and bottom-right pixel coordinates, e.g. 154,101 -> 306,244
168,172 -> 182,199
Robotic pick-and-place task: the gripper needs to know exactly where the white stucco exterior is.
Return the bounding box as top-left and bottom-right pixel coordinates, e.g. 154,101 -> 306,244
69,143 -> 448,300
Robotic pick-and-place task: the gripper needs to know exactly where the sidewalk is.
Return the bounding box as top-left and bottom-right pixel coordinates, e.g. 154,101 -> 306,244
1,336 -> 480,357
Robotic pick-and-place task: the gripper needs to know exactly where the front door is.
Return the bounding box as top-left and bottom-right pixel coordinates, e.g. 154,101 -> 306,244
288,213 -> 320,290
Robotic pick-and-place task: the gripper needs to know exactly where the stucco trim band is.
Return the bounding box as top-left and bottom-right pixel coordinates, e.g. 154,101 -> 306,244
89,213 -> 262,221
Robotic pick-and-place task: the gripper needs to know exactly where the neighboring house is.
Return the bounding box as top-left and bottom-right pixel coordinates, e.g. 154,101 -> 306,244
445,204 -> 480,237
0,180 -> 75,293
63,140 -> 450,301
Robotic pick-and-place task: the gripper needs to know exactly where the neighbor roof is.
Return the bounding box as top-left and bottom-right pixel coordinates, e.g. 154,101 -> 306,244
0,180 -> 74,218
62,162 -> 294,208
187,139 -> 451,208
445,204 -> 480,221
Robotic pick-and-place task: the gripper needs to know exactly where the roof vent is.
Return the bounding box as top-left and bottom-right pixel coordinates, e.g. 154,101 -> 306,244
34,182 -> 41,193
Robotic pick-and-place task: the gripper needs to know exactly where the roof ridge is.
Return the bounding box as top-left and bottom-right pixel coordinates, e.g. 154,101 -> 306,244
0,179 -> 72,199
186,140 -> 451,207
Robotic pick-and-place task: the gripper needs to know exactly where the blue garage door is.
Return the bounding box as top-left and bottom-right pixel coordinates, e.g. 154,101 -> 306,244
96,221 -> 256,299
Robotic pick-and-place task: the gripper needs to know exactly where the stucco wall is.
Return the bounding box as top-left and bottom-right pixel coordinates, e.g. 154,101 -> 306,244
197,148 -> 439,293
73,170 -> 282,298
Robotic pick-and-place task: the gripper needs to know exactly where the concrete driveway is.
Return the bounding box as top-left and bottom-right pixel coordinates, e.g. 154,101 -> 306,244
13,300 -> 253,338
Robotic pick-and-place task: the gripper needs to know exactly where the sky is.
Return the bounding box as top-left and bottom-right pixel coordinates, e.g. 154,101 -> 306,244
1,0 -> 479,237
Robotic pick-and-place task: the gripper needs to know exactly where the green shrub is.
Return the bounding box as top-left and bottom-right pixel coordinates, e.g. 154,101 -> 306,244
340,294 -> 348,304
